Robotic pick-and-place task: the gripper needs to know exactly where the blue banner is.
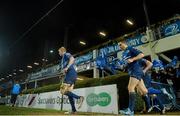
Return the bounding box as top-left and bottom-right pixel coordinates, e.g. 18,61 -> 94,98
75,52 -> 93,65
126,34 -> 148,47
98,34 -> 148,57
28,65 -> 60,81
98,44 -> 120,57
28,52 -> 93,80
161,20 -> 180,37
76,61 -> 94,72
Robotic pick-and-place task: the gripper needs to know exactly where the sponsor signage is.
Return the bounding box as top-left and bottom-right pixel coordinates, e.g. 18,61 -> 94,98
13,84 -> 118,114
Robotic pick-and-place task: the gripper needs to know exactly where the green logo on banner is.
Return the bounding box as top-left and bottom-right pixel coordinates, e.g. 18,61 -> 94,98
86,92 -> 111,107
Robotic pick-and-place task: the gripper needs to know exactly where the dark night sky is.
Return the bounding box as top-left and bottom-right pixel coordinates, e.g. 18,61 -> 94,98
0,0 -> 180,77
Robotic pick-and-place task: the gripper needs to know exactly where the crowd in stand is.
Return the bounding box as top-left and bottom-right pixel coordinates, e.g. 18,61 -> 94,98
151,56 -> 180,93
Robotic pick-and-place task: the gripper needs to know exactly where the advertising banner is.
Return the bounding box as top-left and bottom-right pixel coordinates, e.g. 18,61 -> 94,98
15,84 -> 118,114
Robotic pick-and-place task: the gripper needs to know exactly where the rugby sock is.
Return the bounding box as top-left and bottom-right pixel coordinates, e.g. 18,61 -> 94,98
142,94 -> 151,110
128,92 -> 136,112
66,91 -> 80,99
154,96 -> 164,110
68,96 -> 76,112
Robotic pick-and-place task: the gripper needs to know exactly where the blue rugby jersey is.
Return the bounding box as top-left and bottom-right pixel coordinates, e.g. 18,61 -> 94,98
60,53 -> 74,70
122,46 -> 142,69
121,46 -> 144,80
59,52 -> 77,83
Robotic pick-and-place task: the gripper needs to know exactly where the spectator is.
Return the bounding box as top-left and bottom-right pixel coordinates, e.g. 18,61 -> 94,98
10,80 -> 21,107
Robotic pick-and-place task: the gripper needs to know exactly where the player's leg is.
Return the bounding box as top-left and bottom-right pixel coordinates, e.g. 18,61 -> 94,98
64,83 -> 84,109
128,77 -> 140,112
136,85 -> 149,113
68,95 -> 77,113
60,78 -> 84,110
136,79 -> 151,112
63,83 -> 80,99
60,83 -> 74,94
120,77 -> 140,115
153,95 -> 166,114
61,83 -> 79,113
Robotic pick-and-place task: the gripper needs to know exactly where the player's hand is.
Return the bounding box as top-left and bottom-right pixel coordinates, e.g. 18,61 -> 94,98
63,67 -> 68,73
127,58 -> 134,63
143,70 -> 146,74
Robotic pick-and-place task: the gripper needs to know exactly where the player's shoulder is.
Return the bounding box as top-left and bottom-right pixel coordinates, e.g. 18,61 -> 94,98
139,58 -> 147,63
126,46 -> 135,51
65,52 -> 72,56
128,46 -> 134,49
128,46 -> 138,50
